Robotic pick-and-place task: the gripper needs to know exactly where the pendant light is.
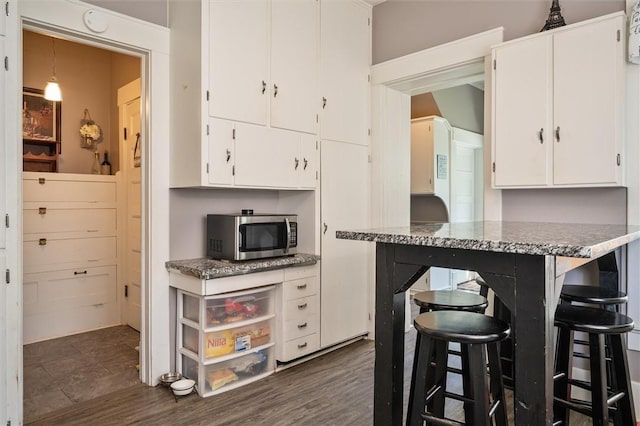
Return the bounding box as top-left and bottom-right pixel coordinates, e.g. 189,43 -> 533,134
44,38 -> 62,101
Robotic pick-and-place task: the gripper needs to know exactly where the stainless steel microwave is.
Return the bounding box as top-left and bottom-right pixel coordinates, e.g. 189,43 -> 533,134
206,213 -> 298,261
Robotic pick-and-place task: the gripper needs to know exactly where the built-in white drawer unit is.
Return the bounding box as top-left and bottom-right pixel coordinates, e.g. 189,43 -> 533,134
22,172 -> 119,342
276,264 -> 320,362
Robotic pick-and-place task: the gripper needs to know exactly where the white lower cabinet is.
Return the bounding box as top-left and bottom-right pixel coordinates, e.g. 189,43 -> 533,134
276,264 -> 320,361
177,286 -> 276,397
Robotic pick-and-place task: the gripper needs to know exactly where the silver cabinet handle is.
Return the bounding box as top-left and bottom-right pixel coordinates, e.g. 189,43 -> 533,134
303,158 -> 308,170
273,83 -> 278,97
294,157 -> 299,170
297,322 -> 308,329
538,128 -> 544,144
38,207 -> 47,215
297,283 -> 307,290
323,223 -> 328,235
261,80 -> 266,94
226,149 -> 231,163
322,97 -> 327,109
74,270 -> 87,275
555,126 -> 560,142
297,303 -> 307,310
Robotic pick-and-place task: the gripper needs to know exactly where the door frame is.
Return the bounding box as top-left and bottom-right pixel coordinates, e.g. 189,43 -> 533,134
368,28 -> 504,337
4,2 -> 170,422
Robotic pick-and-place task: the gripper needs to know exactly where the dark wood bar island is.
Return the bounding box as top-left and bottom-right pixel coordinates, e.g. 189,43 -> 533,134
337,221 -> 640,425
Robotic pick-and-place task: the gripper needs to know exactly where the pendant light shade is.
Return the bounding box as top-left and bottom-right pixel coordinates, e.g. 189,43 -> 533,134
44,38 -> 62,101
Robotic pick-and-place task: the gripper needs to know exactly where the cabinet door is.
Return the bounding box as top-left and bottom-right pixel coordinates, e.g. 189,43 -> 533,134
410,119 -> 434,194
0,38 -> 5,249
320,140 -> 369,347
553,17 -> 624,185
208,118 -> 235,186
234,124 -> 299,188
493,35 -> 552,187
299,134 -> 318,189
320,0 -> 370,146
271,0 -> 318,134
208,0 -> 268,125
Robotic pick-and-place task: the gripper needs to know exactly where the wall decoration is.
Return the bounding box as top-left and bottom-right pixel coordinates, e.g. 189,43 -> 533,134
22,87 -> 61,172
540,0 -> 566,32
80,108 -> 103,149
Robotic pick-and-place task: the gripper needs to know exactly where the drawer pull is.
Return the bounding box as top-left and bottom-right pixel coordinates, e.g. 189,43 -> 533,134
38,207 -> 47,215
297,342 -> 308,349
87,229 -> 99,233
38,238 -> 47,246
297,322 -> 308,329
296,284 -> 307,290
74,270 -> 88,275
297,303 -> 307,310
88,259 -> 100,262
38,177 -> 46,185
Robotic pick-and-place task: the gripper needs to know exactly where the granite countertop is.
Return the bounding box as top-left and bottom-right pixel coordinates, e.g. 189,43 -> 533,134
336,221 -> 640,258
166,253 -> 320,280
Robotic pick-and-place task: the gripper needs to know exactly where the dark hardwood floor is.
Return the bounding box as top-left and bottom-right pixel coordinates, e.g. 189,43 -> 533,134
25,298 -> 593,425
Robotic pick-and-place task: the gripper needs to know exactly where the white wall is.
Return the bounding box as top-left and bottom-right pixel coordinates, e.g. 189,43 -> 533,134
81,0 -> 167,27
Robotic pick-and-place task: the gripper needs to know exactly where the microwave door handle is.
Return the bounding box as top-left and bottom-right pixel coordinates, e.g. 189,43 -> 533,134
284,218 -> 291,253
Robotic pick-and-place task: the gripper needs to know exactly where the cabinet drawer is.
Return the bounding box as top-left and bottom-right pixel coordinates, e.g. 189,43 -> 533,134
282,276 -> 318,301
23,265 -> 117,316
23,206 -> 116,236
23,236 -> 116,270
23,173 -> 116,202
181,319 -> 273,360
283,264 -> 318,281
283,295 -> 318,320
181,286 -> 275,329
282,313 -> 319,341
179,347 -> 275,397
280,333 -> 319,361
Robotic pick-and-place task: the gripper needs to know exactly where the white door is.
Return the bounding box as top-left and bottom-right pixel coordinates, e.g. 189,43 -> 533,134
119,81 -> 142,331
208,0 -> 268,125
493,35 -> 552,187
0,38 -> 5,249
271,0 -> 317,134
320,140 -> 369,347
320,0 -> 370,146
553,17 -> 623,185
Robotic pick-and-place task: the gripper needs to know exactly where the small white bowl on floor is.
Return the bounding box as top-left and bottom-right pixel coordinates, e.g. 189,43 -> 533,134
170,378 -> 195,396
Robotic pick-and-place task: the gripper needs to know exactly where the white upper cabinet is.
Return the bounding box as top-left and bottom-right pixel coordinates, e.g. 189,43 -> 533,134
170,0 -> 320,188
208,0 -> 268,126
492,12 -> 625,189
271,0 -> 318,134
320,0 -> 371,146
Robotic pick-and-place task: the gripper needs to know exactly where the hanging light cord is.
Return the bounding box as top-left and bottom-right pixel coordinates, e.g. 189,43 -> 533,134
52,39 -> 57,78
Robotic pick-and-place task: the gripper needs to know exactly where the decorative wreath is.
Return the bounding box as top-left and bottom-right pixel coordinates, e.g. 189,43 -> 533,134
80,108 -> 102,148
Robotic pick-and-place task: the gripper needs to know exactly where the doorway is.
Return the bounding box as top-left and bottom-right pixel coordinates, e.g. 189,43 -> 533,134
21,31 -> 143,420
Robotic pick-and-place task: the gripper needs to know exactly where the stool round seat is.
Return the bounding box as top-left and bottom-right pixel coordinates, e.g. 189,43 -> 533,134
560,285 -> 627,305
414,310 -> 510,344
555,304 -> 634,335
413,290 -> 488,313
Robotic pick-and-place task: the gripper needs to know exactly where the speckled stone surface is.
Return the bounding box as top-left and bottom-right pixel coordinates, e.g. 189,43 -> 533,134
336,221 -> 640,258
166,253 -> 320,280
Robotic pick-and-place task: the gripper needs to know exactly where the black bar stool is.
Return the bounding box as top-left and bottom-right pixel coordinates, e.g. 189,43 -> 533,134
413,289 -> 489,314
553,304 -> 636,426
560,284 -> 628,312
408,310 -> 510,426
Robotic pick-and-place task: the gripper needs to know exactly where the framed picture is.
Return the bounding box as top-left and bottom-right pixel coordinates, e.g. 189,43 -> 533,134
22,87 -> 62,172
22,87 -> 61,148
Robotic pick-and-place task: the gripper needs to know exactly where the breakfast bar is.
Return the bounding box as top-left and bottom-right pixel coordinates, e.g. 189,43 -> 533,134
336,221 -> 640,425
